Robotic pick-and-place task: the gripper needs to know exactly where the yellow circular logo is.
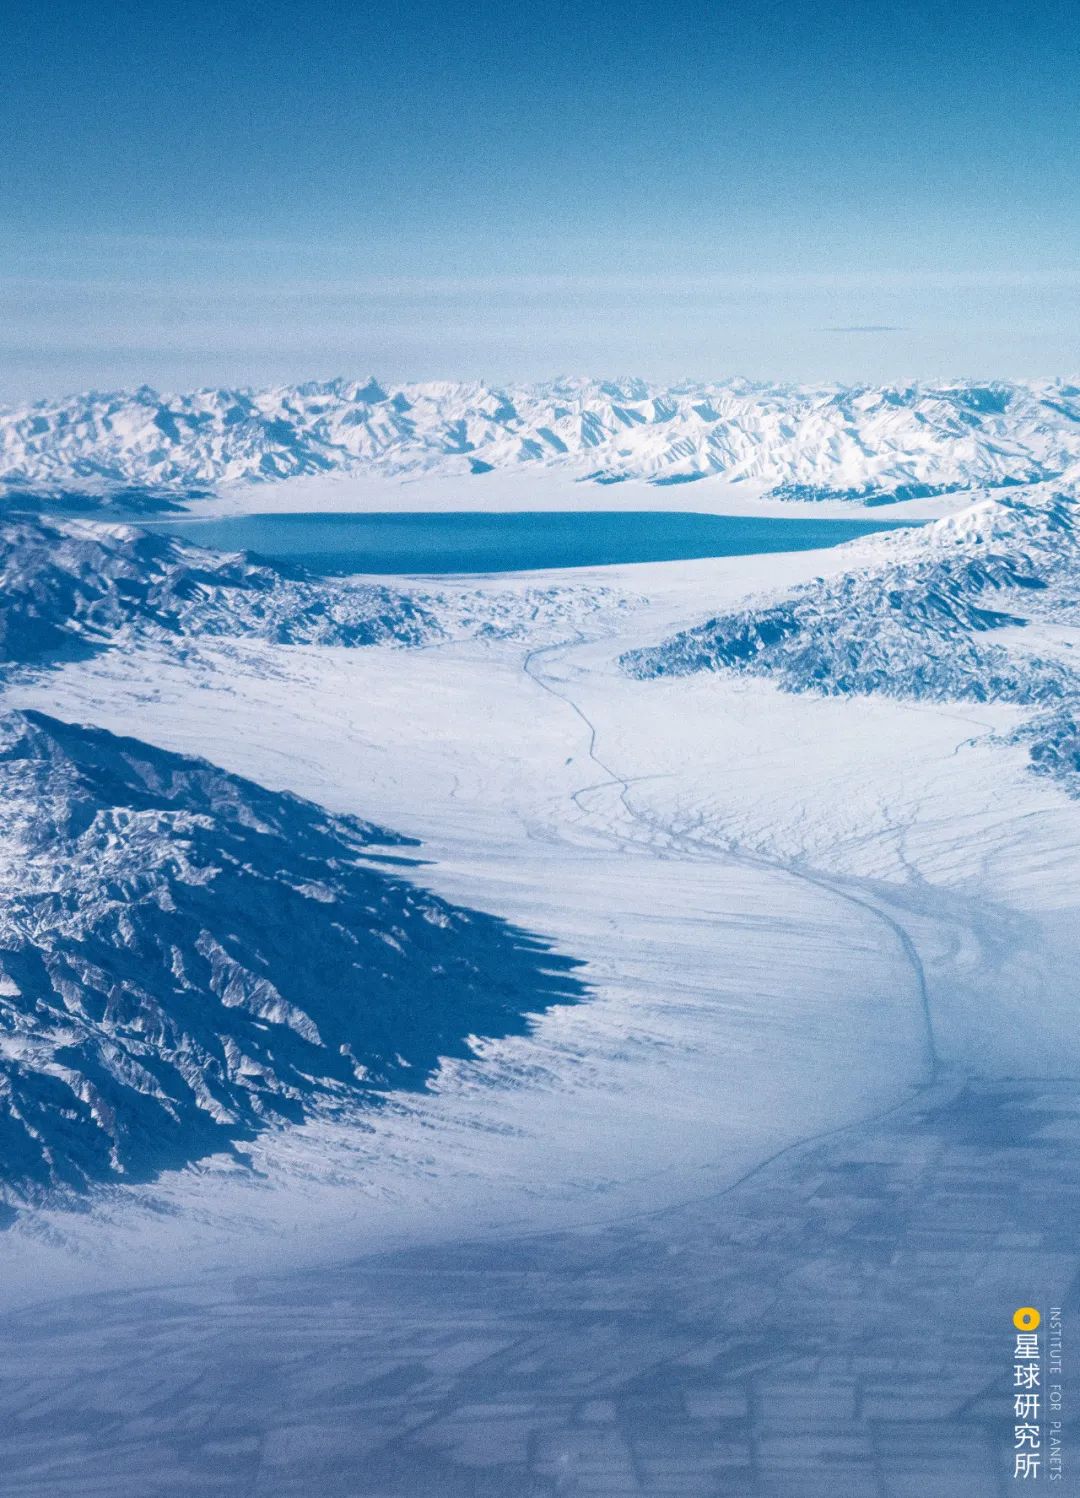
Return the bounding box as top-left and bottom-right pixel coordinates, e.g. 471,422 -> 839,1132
1013,1307 -> 1041,1331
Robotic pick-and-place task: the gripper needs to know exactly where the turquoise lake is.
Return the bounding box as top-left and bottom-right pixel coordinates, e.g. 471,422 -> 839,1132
159,510 -> 918,575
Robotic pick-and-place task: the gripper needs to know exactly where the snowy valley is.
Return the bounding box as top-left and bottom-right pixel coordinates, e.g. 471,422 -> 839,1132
2,385 -> 1080,1495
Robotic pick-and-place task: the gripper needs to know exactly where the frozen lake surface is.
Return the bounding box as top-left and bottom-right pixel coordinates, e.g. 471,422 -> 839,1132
154,509 -> 916,574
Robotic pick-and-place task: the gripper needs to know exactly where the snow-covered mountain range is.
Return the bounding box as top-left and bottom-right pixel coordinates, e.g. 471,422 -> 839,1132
0,710 -> 584,1213
624,479 -> 1080,795
0,515 -> 440,663
624,483 -> 1079,698
4,376 -> 1080,498
0,512 -> 620,1213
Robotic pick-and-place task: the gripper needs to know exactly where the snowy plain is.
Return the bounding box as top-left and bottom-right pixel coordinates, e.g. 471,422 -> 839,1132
4,533 -> 1078,1286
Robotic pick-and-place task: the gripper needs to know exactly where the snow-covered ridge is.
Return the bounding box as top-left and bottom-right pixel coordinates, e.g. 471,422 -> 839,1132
4,376 -> 1080,497
0,514 -> 440,661
623,483 -> 1080,773
0,514 -> 627,666
0,711 -> 586,1212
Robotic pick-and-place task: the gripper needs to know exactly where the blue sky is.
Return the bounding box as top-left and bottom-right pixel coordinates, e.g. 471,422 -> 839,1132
2,0 -> 1079,398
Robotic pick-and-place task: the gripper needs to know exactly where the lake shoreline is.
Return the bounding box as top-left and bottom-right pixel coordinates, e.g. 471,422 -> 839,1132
134,508 -> 919,576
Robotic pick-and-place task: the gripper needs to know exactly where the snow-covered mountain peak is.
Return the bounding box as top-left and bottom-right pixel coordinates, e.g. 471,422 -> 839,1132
917,482 -> 1077,552
4,376 -> 1080,498
622,478 -> 1080,746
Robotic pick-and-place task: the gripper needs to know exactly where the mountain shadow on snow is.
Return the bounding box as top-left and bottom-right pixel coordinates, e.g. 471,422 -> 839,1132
0,711 -> 586,1212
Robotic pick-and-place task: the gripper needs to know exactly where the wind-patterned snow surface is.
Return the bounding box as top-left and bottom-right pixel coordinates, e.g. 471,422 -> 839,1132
4,376 -> 1080,497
